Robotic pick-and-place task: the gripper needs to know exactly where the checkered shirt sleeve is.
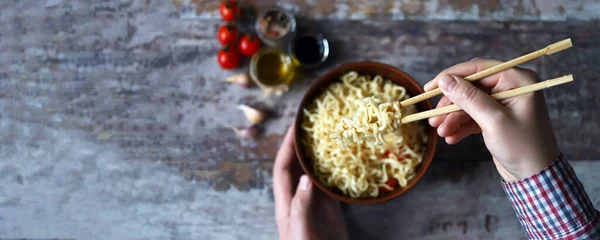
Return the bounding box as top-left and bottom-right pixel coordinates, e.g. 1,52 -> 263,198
502,154 -> 600,239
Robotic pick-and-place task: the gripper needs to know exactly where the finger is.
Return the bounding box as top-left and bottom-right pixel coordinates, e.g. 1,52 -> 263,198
437,74 -> 506,131
437,111 -> 472,137
289,175 -> 315,239
274,124 -> 296,172
488,67 -> 540,94
447,58 -> 502,73
290,175 -> 314,217
427,58 -> 503,128
273,125 -> 297,230
423,79 -> 437,91
445,121 -> 482,144
424,58 -> 503,91
429,96 -> 452,127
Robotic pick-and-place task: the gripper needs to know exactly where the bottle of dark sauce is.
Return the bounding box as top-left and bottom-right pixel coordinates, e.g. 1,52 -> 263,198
293,35 -> 325,67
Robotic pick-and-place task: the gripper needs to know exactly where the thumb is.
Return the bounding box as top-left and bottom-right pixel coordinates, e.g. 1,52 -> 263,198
290,175 -> 314,219
437,74 -> 505,129
289,175 -> 315,239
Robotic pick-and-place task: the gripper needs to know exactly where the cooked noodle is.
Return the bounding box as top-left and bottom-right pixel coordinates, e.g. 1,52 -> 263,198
301,71 -> 427,198
332,96 -> 404,145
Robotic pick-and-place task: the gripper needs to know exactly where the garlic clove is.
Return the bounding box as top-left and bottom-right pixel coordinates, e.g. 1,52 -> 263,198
230,125 -> 259,139
237,104 -> 266,124
226,73 -> 252,88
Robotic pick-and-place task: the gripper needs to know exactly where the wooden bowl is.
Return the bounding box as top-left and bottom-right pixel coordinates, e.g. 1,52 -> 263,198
293,62 -> 437,204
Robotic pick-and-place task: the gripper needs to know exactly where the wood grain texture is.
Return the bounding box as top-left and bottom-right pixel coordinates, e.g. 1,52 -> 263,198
179,0 -> 600,21
2,0 -> 600,239
3,1 -> 600,190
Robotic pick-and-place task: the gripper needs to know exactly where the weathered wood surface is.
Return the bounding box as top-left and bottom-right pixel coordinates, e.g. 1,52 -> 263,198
178,0 -> 600,21
1,0 -> 600,239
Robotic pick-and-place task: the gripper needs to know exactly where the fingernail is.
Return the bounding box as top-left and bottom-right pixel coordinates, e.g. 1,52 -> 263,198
299,175 -> 310,190
424,81 -> 433,89
438,75 -> 457,92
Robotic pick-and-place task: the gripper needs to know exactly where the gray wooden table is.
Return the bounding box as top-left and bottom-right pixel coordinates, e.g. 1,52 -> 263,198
1,1 -> 599,239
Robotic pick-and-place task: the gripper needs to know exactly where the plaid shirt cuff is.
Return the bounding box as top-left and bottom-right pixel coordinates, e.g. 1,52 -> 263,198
502,154 -> 600,240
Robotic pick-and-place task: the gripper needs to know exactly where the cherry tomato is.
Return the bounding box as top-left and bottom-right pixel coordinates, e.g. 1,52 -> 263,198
217,44 -> 240,69
217,23 -> 238,46
238,34 -> 261,56
379,178 -> 398,194
220,0 -> 238,21
379,151 -> 401,195
383,150 -> 405,161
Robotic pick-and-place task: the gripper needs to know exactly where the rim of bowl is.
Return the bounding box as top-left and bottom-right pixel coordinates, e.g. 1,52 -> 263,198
293,61 -> 437,204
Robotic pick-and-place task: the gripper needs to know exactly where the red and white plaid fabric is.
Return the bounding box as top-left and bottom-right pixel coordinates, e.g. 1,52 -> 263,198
502,154 -> 600,239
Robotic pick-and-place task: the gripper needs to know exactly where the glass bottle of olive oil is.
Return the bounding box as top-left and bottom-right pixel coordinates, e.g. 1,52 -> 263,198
250,49 -> 298,93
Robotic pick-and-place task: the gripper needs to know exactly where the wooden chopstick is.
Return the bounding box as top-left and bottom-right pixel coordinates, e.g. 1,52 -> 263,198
400,75 -> 574,124
400,38 -> 573,107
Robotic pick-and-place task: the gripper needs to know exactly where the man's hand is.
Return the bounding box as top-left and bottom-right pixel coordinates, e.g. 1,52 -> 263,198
424,58 -> 560,181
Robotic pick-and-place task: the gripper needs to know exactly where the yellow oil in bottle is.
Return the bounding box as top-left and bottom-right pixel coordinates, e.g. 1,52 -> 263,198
250,49 -> 296,88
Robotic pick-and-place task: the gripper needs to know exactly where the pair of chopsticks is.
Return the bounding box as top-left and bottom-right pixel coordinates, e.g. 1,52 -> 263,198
400,38 -> 573,124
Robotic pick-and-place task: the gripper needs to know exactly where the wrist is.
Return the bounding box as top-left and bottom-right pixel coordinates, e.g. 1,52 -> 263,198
494,161 -> 520,182
493,153 -> 559,182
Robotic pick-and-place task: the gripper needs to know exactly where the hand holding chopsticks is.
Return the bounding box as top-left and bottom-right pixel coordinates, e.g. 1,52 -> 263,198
401,38 -> 574,124
408,55 -> 566,182
400,38 -> 573,107
401,75 -> 573,124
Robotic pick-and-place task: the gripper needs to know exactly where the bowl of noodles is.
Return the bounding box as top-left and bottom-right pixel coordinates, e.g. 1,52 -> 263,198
294,62 -> 437,204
